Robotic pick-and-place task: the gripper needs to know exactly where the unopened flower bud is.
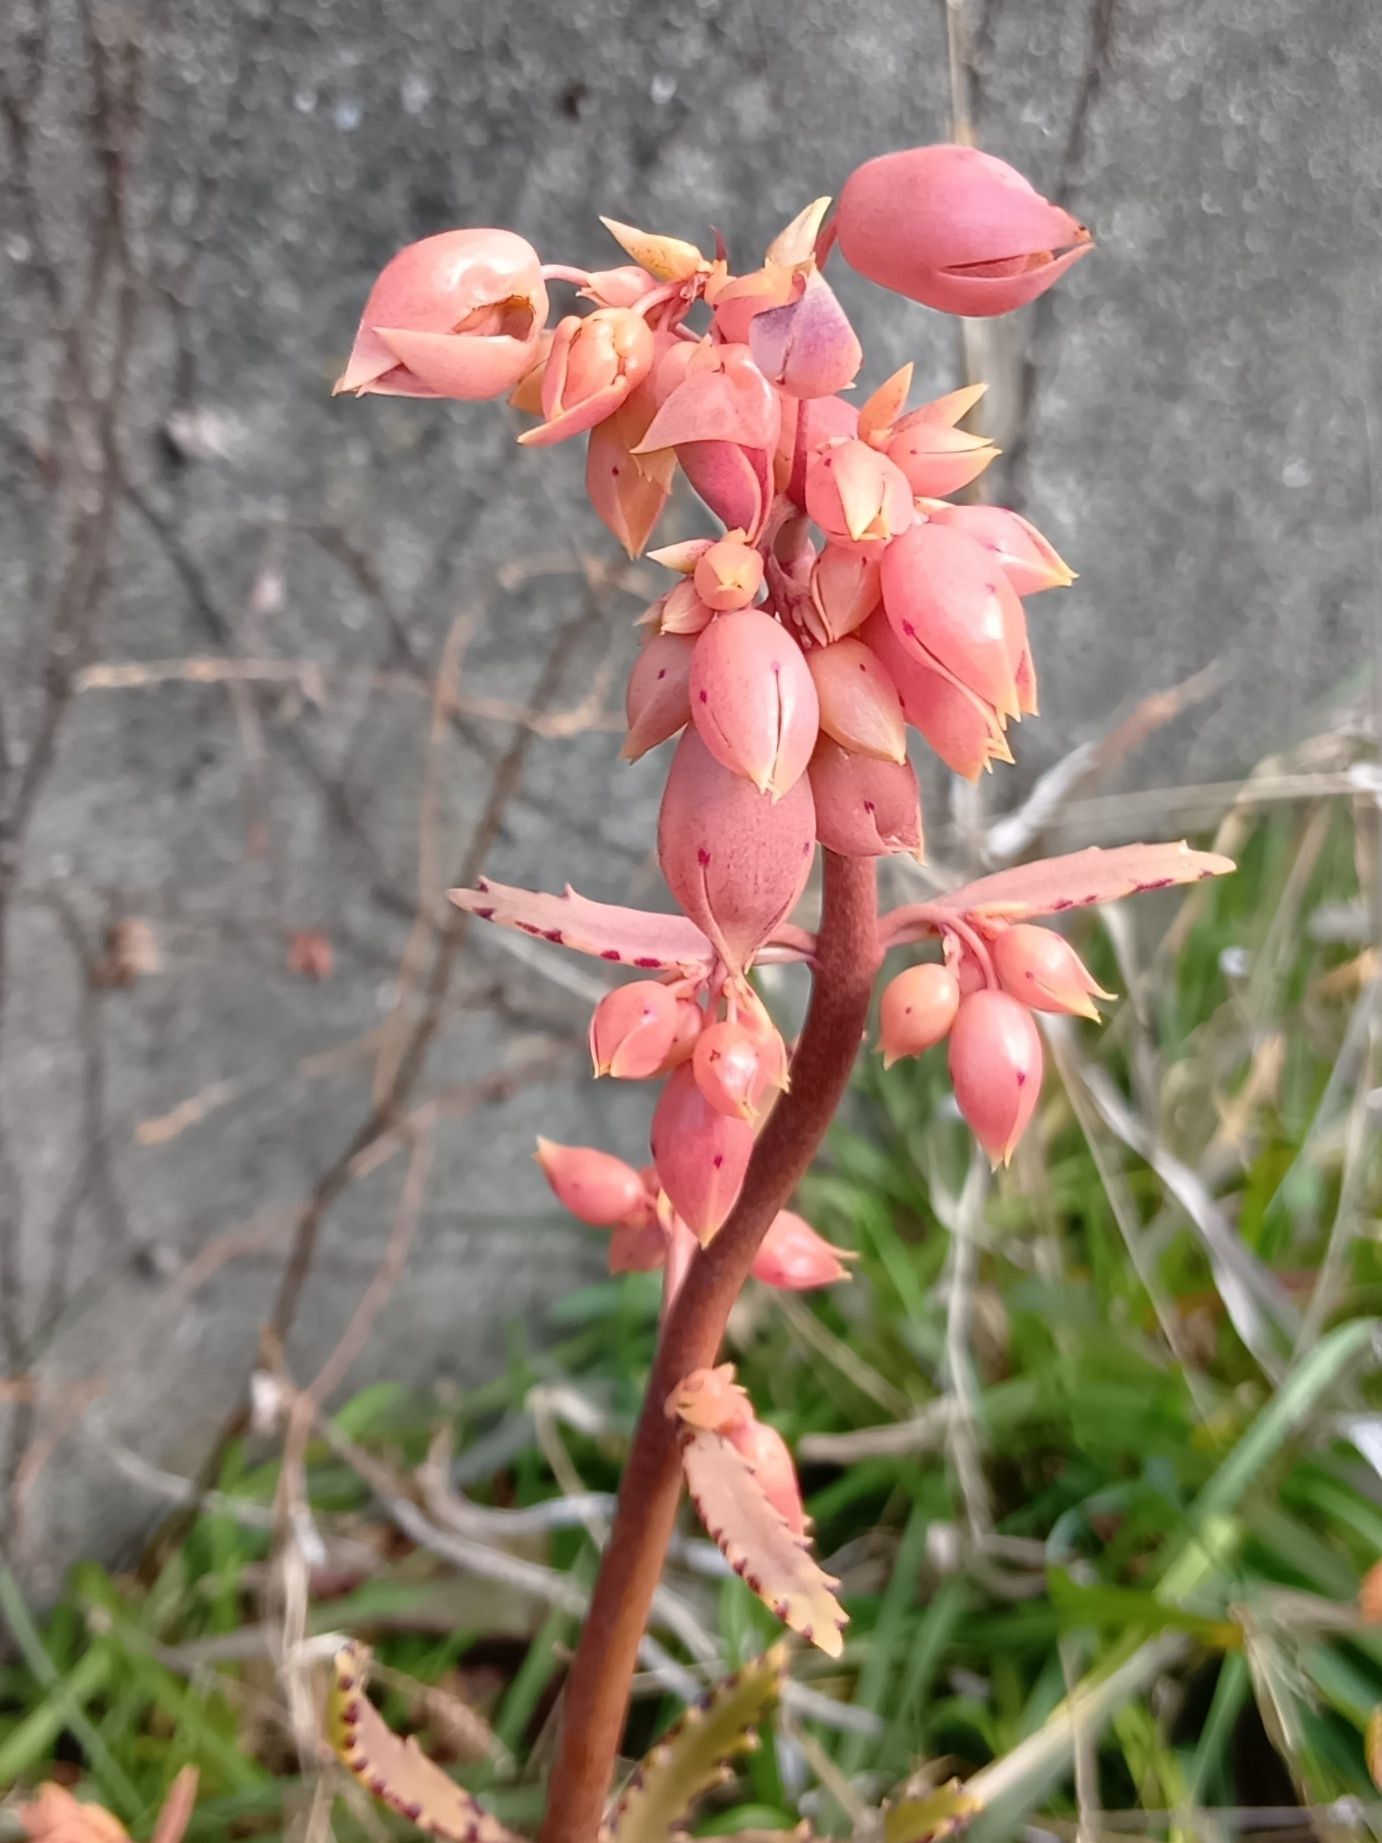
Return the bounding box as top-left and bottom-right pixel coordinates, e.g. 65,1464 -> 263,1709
650,1064 -> 755,1243
879,962 -> 961,1066
519,307 -> 655,447
689,609 -> 819,799
622,632 -> 694,762
947,989 -> 1043,1166
807,545 -> 882,644
808,738 -> 924,859
808,637 -> 907,763
751,1209 -> 855,1291
694,535 -> 765,612
805,440 -> 915,553
692,1019 -> 773,1120
990,923 -> 1112,1020
885,386 -> 1000,498
749,269 -> 863,399
922,503 -> 1074,596
881,523 -> 1023,719
535,1138 -> 648,1226
590,979 -> 680,1079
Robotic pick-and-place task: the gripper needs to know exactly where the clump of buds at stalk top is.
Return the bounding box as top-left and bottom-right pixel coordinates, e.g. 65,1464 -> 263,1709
694,534 -> 765,611
518,307 -> 655,446
590,979 -> 680,1079
751,1208 -> 856,1291
808,738 -> 924,859
692,1019 -> 774,1121
658,729 -> 816,974
805,440 -> 915,554
622,631 -> 694,762
879,962 -> 961,1066
881,522 -> 1024,720
882,385 -> 1000,499
808,637 -> 907,762
835,143 -> 1093,318
947,989 -> 1043,1166
335,228 -> 548,400
535,1139 -> 649,1226
750,269 -> 863,399
807,545 -> 882,644
990,923 -> 1113,1019
689,608 -> 820,799
922,501 -> 1074,596
650,1063 -> 754,1242
862,609 -> 1013,780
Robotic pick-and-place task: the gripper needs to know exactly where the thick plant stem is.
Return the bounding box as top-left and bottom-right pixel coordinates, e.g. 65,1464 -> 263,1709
538,853 -> 879,1843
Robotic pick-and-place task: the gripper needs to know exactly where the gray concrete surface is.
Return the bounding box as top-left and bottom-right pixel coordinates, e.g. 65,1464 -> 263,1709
0,0 -> 1377,1591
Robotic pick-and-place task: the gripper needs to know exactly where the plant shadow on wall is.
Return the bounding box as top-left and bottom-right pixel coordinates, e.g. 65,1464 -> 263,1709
6,141 -> 1382,1843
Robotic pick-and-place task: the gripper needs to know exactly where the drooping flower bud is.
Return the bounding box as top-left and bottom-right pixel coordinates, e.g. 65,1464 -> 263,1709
519,307 -> 655,446
808,738 -> 924,859
657,729 -> 816,974
862,609 -> 1013,780
881,522 -> 1023,719
751,1209 -> 855,1291
693,535 -> 765,612
335,228 -> 548,400
688,609 -> 820,799
835,143 -> 1093,318
990,923 -> 1112,1020
590,979 -> 680,1078
622,632 -> 694,762
807,545 -> 882,644
692,1019 -> 773,1120
749,269 -> 863,399
535,1138 -> 649,1226
805,440 -> 915,553
947,989 -> 1043,1166
585,365 -> 676,558
807,637 -> 907,762
885,386 -> 1000,498
879,962 -> 961,1066
922,502 -> 1074,597
650,1064 -> 755,1243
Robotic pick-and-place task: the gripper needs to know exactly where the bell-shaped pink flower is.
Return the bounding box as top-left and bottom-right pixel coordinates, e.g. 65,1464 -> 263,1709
990,923 -> 1112,1019
622,632 -> 694,762
805,440 -> 915,553
922,502 -> 1074,596
688,609 -> 820,799
947,989 -> 1043,1166
751,1209 -> 855,1291
835,143 -> 1093,318
335,228 -> 548,400
658,730 -> 816,974
519,307 -> 655,446
650,1063 -> 754,1243
692,1019 -> 774,1121
884,386 -> 1000,498
879,962 -> 961,1067
809,737 -> 924,859
807,545 -> 882,644
881,523 -> 1022,718
749,269 -> 863,399
863,610 -> 1013,780
693,535 -> 765,612
590,979 -> 680,1078
808,637 -> 907,762
535,1138 -> 649,1226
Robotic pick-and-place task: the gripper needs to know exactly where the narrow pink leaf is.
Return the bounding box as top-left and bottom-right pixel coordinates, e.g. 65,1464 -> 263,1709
450,877 -> 715,973
934,841 -> 1236,924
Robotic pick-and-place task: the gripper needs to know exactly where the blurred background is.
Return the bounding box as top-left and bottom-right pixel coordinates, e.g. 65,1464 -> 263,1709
2,0 -> 1380,1836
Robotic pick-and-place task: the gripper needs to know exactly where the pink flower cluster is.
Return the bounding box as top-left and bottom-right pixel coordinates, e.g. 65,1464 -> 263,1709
338,143 -> 1226,1248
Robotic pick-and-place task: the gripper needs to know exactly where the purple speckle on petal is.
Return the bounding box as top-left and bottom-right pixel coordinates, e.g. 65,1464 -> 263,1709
712,1153 -> 724,1169
697,847 -> 711,866
601,948 -> 622,961
543,928 -> 563,943
473,906 -> 495,921
634,955 -> 662,968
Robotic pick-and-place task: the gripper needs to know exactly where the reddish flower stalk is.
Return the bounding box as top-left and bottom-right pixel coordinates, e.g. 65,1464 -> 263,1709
537,852 -> 878,1843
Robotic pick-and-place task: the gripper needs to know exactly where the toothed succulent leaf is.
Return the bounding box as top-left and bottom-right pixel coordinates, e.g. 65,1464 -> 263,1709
449,877 -> 717,973
883,1780 -> 984,1843
934,841 -> 1235,925
679,1428 -> 846,1655
328,1642 -> 519,1843
605,1648 -> 787,1843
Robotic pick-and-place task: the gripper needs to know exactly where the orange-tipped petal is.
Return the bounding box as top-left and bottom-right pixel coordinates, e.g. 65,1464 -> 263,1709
599,217 -> 708,282
805,439 -> 914,551
808,737 -> 924,859
858,363 -> 914,440
808,637 -> 907,762
924,502 -> 1075,595
535,1138 -> 649,1227
650,1064 -> 754,1243
989,922 -> 1113,1019
947,989 -> 1043,1165
657,729 -> 816,975
751,1209 -> 855,1292
694,536 -> 765,612
879,962 -> 961,1066
885,418 -> 999,499
689,609 -> 819,798
622,631 -> 694,761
